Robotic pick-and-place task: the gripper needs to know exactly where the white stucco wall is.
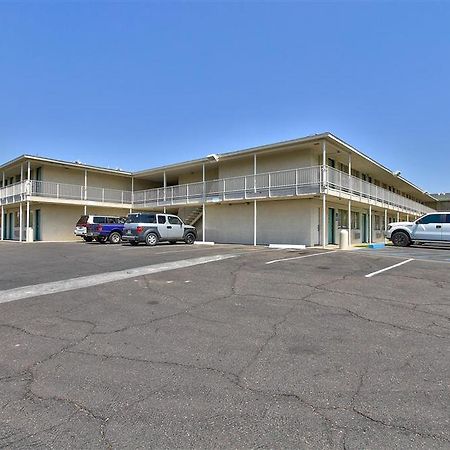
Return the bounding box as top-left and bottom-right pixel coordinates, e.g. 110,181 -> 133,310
38,204 -> 130,241
205,203 -> 253,244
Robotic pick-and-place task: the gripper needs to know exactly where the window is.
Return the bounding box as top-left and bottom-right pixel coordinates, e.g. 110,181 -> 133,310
374,215 -> 381,230
338,210 -> 348,229
168,216 -> 182,225
142,214 -> 156,224
106,217 -> 117,224
416,214 -> 442,225
444,214 -> 450,224
93,217 -> 106,224
76,216 -> 89,226
158,215 -> 166,224
351,212 -> 360,229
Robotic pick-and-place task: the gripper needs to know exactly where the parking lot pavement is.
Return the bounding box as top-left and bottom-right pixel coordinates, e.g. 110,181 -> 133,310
0,243 -> 449,448
354,243 -> 450,263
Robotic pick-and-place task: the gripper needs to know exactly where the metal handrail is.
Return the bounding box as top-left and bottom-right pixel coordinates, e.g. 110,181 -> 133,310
134,165 -> 432,215
0,167 -> 434,215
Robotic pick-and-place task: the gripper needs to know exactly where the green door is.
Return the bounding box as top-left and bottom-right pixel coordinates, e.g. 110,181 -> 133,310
8,213 -> 13,240
35,209 -> 41,241
328,208 -> 335,244
362,214 -> 368,243
2,213 -> 6,239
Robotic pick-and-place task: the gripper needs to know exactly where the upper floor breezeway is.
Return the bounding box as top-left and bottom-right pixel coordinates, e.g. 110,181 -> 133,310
0,133 -> 437,215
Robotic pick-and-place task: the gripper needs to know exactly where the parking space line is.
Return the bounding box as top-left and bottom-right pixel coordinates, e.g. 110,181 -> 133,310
265,250 -> 338,265
365,258 -> 414,278
0,254 -> 236,304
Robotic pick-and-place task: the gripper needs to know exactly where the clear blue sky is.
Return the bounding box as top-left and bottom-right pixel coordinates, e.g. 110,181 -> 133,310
1,1 -> 449,192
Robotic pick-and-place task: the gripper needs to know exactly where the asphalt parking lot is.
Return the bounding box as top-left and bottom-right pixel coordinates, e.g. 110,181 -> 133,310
0,241 -> 449,449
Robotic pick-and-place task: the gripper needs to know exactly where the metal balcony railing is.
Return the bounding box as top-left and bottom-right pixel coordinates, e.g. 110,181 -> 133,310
326,167 -> 434,215
133,166 -> 322,207
0,180 -> 132,206
133,165 -> 433,216
0,166 -> 434,215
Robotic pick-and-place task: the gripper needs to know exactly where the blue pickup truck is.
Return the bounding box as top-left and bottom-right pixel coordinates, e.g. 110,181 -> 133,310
85,216 -> 127,244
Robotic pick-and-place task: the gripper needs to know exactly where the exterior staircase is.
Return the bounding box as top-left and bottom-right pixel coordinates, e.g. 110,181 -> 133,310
182,206 -> 203,226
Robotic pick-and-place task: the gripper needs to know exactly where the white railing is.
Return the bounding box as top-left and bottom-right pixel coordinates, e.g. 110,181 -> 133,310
0,181 -> 26,205
134,165 -> 432,215
134,166 -> 322,207
0,180 -> 132,206
0,166 -> 434,215
326,167 -> 434,215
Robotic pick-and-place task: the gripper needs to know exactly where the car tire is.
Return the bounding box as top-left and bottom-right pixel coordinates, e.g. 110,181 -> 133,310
129,241 -> 139,246
184,232 -> 196,245
109,232 -> 122,244
391,231 -> 411,247
145,232 -> 159,246
83,236 -> 93,242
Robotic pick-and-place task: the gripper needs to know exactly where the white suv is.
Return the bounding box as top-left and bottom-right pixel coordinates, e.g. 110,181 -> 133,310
385,212 -> 450,247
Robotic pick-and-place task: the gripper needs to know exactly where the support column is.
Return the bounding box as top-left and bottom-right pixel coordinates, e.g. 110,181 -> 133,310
130,177 -> 134,213
19,202 -> 23,242
369,205 -> 372,244
322,140 -> 327,248
202,163 -> 206,242
397,211 -> 400,222
1,205 -> 3,241
26,201 -> 30,242
348,153 -> 352,246
163,171 -> 167,214
384,209 -> 388,231
253,201 -> 257,246
84,170 -> 88,215
19,164 -> 23,242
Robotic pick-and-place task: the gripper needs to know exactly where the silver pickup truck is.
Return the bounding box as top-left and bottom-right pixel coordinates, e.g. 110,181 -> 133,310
122,212 -> 197,246
385,212 -> 450,246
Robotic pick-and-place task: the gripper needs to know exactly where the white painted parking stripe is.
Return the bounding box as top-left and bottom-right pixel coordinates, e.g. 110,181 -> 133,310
365,258 -> 414,278
265,250 -> 338,265
0,254 -> 236,304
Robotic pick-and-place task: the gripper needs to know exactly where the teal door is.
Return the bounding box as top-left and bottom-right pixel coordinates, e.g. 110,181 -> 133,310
328,208 -> 335,244
362,214 -> 368,243
8,213 -> 14,240
35,209 -> 41,241
2,213 -> 6,239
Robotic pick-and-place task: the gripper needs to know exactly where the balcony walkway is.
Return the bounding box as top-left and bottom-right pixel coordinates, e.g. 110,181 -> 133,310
0,166 -> 434,216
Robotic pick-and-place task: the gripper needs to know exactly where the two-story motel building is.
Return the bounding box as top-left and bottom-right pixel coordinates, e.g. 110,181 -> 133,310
0,133 -> 435,247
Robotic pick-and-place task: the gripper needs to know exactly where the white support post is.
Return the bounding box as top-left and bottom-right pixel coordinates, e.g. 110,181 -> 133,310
253,153 -> 257,194
369,205 -> 372,244
130,177 -> 134,213
348,200 -> 352,247
384,209 -> 388,232
202,204 -> 206,243
1,205 -> 3,241
348,153 -> 352,247
2,172 -> 4,188
163,171 -> 167,214
322,193 -> 327,248
26,201 -> 30,242
397,211 -> 400,222
19,202 -> 23,242
202,163 -> 206,242
253,200 -> 257,246
322,140 -> 327,248
84,170 -> 88,214
27,161 -> 31,181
